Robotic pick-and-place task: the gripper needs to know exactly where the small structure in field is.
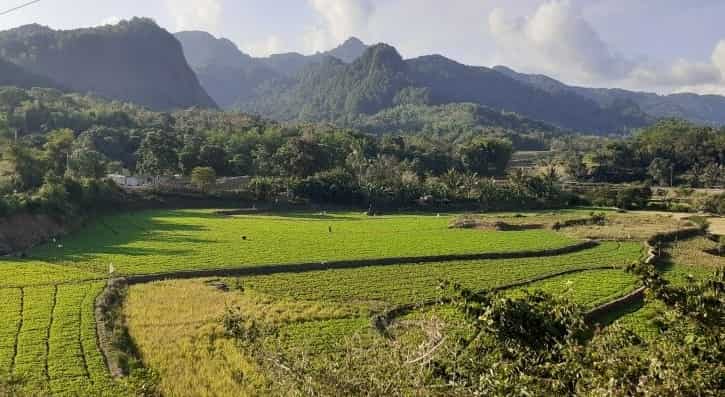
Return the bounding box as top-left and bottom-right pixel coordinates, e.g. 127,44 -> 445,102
448,215 -> 543,231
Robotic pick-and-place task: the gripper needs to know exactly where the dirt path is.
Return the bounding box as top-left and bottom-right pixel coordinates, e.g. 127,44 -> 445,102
707,217 -> 725,235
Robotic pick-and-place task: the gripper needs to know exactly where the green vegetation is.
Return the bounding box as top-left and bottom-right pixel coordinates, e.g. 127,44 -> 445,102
3,210 -> 584,286
555,119 -> 725,188
507,268 -> 638,307
0,19 -> 215,110
0,282 -> 124,395
242,241 -> 639,305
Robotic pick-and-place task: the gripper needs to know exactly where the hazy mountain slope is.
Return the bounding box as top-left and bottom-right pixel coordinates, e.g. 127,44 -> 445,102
0,57 -> 60,89
240,44 -> 651,133
175,32 -> 368,108
0,19 -> 216,110
241,44 -> 412,122
260,37 -> 369,76
353,102 -> 561,136
175,31 -> 284,108
494,65 -> 725,126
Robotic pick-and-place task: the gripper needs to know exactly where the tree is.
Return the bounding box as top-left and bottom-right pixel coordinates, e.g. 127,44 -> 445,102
136,129 -> 180,176
43,129 -> 74,177
0,143 -> 44,192
68,149 -> 107,179
648,157 -> 672,186
0,87 -> 29,140
198,145 -> 228,175
616,186 -> 652,209
190,167 -> 216,192
702,162 -> 723,188
459,138 -> 512,176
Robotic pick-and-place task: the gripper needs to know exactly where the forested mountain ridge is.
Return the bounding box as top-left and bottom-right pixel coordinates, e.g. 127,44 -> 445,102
0,57 -> 61,89
174,31 -> 369,109
238,44 -> 653,134
494,65 -> 725,126
0,19 -> 216,111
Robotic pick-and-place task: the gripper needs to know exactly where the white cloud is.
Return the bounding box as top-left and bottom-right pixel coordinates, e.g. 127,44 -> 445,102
713,40 -> 725,78
99,16 -> 122,26
489,1 -> 633,84
488,0 -> 725,94
245,35 -> 287,57
304,0 -> 374,52
165,0 -> 222,34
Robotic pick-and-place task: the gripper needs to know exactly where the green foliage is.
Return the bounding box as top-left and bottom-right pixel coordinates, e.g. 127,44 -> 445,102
190,166 -> 216,192
458,138 -> 512,176
241,44 -> 650,133
426,265 -> 725,396
565,119 -> 725,185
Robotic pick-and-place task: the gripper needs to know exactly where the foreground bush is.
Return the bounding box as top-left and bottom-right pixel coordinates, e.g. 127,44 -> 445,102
227,264 -> 724,396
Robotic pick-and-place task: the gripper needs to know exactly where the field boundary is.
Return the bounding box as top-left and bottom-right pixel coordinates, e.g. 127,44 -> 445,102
584,226 -> 705,324
10,287 -> 24,373
371,264 -> 627,332
119,240 -> 600,285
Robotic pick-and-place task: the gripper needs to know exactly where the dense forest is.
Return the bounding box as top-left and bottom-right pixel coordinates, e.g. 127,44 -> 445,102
0,87 -> 574,218
240,44 -> 653,133
1,87 -> 724,219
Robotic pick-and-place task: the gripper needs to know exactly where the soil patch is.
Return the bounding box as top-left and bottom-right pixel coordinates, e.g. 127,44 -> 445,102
0,213 -> 67,255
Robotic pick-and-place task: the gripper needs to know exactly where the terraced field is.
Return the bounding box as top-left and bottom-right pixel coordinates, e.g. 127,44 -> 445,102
0,209 -> 653,395
123,240 -> 643,396
0,282 -> 117,395
1,210 -> 581,287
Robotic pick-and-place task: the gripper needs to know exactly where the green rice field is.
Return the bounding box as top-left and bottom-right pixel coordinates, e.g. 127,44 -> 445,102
0,208 -> 667,395
1,210 -> 582,288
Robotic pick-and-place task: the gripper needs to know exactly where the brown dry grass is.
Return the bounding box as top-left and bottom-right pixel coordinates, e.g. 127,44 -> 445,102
561,213 -> 690,241
668,237 -> 725,269
124,279 -> 367,397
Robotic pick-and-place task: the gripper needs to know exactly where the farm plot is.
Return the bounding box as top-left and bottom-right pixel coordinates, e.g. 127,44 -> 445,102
124,241 -> 642,396
239,241 -> 641,305
0,282 -> 116,396
4,210 -> 582,286
506,268 -> 639,308
1,209 -> 660,395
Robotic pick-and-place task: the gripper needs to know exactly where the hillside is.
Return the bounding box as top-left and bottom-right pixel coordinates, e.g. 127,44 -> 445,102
240,44 -> 652,134
494,66 -> 725,126
175,32 -> 368,108
0,19 -> 216,110
0,57 -> 61,89
354,102 -> 560,135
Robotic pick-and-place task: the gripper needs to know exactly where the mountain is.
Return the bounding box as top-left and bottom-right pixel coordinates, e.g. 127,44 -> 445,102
175,32 -> 369,108
0,57 -> 60,89
240,44 -> 652,133
175,31 -> 284,108
493,66 -> 725,126
355,102 -> 560,136
0,19 -> 216,110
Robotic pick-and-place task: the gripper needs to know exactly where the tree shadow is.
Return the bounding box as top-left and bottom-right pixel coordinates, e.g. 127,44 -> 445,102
240,212 -> 364,221
26,211 -> 219,264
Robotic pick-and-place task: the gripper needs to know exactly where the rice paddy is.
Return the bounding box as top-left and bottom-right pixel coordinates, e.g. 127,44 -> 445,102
0,208 -> 711,395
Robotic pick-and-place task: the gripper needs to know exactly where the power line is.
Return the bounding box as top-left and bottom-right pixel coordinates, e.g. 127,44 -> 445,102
0,0 -> 42,17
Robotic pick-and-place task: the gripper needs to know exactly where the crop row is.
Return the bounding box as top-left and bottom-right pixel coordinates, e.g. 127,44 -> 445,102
240,241 -> 642,306
0,288 -> 22,373
0,283 -> 113,395
506,269 -> 639,308
8,210 -> 579,286
13,286 -> 55,383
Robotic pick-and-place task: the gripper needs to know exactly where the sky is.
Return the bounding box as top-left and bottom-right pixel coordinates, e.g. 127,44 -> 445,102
2,0 -> 725,95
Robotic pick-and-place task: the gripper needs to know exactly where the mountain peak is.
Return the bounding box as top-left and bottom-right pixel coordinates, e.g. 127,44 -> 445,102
175,31 -> 251,69
360,43 -> 404,65
326,36 -> 368,63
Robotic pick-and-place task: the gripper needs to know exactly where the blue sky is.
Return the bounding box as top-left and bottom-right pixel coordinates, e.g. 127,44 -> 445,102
2,0 -> 725,94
